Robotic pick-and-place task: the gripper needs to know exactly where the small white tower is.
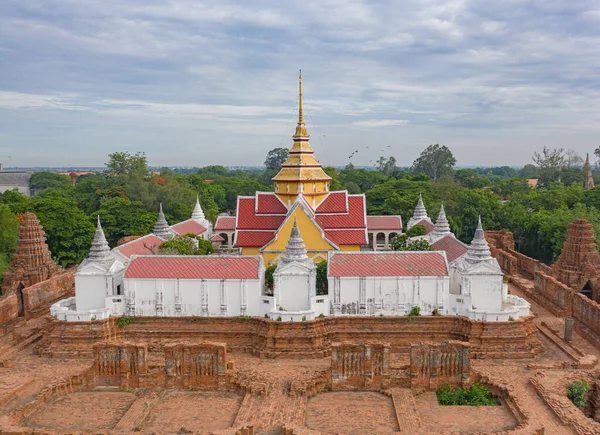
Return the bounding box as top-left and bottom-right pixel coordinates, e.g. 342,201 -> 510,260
191,195 -> 213,237
407,193 -> 433,229
430,203 -> 452,241
153,203 -> 175,240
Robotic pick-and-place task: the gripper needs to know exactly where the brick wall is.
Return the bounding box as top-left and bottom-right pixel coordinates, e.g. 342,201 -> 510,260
22,271 -> 74,317
93,342 -> 148,389
0,295 -> 18,327
330,342 -> 390,390
486,230 -> 515,251
164,342 -> 228,389
409,341 -> 470,390
44,315 -> 542,360
573,293 -> 600,349
532,272 -> 576,317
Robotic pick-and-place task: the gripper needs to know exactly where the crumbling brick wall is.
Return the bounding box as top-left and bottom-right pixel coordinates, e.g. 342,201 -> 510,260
93,341 -> 147,389
573,294 -> 600,350
22,271 -> 74,316
330,342 -> 390,390
0,295 -> 18,327
533,271 -> 576,316
409,341 -> 470,390
164,342 -> 228,390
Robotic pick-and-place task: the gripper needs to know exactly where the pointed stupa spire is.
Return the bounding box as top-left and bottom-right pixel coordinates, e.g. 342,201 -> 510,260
431,202 -> 451,237
191,195 -> 206,223
465,216 -> 492,263
88,216 -> 112,264
584,153 -> 595,190
284,217 -> 308,261
413,193 -> 428,220
153,203 -> 174,239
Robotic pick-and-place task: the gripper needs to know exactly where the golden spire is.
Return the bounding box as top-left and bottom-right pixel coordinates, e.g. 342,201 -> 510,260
298,69 -> 304,125
294,69 -> 308,138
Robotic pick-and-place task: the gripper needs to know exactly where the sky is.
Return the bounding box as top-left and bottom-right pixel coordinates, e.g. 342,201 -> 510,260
1,0 -> 600,168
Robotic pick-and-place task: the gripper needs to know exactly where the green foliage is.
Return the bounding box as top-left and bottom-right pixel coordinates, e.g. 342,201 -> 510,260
436,383 -> 501,406
412,144 -> 456,180
106,151 -> 148,176
32,196 -> 95,266
409,306 -> 421,316
376,156 -> 398,176
365,179 -> 431,217
566,380 -> 591,408
276,316 -> 282,322
265,264 -> 276,290
159,235 -> 212,256
406,224 -> 426,237
30,172 -> 72,193
238,315 -> 254,322
302,315 -> 306,321
316,261 -> 328,295
264,147 -> 289,171
116,316 -> 135,328
95,198 -> 156,246
432,308 -> 440,316
391,234 -> 432,252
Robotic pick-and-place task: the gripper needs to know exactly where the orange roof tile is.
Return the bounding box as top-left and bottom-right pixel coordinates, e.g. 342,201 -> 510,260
329,252 -> 448,277
367,216 -> 402,231
124,256 -> 261,280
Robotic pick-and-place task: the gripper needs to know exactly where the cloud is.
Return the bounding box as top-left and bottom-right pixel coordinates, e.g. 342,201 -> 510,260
1,0 -> 600,167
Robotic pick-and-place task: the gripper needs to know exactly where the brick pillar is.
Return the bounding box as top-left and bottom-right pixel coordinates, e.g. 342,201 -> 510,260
565,317 -> 574,342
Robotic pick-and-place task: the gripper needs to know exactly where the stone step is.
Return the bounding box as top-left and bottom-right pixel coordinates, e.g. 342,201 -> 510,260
389,388 -> 421,433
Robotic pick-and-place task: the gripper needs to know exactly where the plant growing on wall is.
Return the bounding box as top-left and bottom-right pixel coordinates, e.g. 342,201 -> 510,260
566,380 -> 591,408
409,306 -> 421,316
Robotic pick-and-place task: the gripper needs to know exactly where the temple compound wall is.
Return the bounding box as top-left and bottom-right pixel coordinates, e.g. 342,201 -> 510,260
93,342 -> 148,389
330,342 -> 390,390
409,341 -> 470,390
488,219 -> 600,351
43,314 -> 542,360
164,342 -> 228,389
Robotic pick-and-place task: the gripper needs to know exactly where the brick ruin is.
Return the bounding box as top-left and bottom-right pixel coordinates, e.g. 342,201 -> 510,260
2,212 -> 61,296
330,342 -> 390,390
488,218 -> 600,353
93,342 -> 148,389
409,341 -> 470,391
0,213 -> 71,331
165,342 -> 228,389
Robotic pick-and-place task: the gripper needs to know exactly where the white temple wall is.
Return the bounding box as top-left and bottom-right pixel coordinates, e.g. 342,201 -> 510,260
329,276 -> 449,316
75,274 -> 107,313
275,274 -> 311,312
465,274 -> 504,312
124,278 -> 263,317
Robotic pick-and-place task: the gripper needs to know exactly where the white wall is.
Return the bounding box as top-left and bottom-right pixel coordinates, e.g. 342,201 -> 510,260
464,274 -> 504,312
0,186 -> 30,196
329,276 -> 449,316
75,274 -> 107,313
124,278 -> 264,317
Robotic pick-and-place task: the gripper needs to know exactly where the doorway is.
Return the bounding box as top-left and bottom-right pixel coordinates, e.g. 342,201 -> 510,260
16,283 -> 25,317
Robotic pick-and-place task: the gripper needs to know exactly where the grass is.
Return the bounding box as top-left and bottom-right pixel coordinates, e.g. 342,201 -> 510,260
436,383 -> 501,406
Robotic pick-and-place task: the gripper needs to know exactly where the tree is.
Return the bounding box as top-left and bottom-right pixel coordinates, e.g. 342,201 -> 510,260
31,196 -> 95,266
95,198 -> 156,246
564,149 -> 584,168
323,166 -> 343,191
376,156 -> 398,176
0,205 -> 19,287
391,234 -> 432,251
158,235 -> 214,255
30,172 -> 72,193
412,144 -> 456,180
532,146 -> 564,185
518,164 -> 538,179
265,264 -> 276,291
264,148 -> 289,171
316,261 -> 328,295
406,224 -> 426,237
454,169 -> 488,189
106,151 -> 148,176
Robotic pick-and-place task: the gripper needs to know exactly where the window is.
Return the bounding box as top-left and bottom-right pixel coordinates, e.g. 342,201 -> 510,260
263,300 -> 270,304
316,299 -> 324,304
116,284 -> 122,295
456,298 -> 463,303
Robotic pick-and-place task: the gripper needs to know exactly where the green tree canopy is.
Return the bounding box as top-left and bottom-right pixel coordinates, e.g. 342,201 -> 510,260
30,172 -> 72,193
264,148 -> 289,171
106,151 -> 148,176
412,144 -> 456,180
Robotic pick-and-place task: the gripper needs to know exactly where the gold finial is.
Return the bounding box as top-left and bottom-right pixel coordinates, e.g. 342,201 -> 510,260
298,69 -> 304,125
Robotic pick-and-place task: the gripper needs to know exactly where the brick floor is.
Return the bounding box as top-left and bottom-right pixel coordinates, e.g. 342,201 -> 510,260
415,391 -> 517,433
26,391 -> 136,431
306,392 -> 399,434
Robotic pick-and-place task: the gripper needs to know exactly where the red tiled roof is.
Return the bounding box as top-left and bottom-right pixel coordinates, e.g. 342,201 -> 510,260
367,216 -> 402,231
329,252 -> 448,277
431,235 -> 468,263
325,230 -> 367,246
172,219 -> 207,236
414,219 -> 435,234
124,256 -> 261,280
316,191 -> 348,214
210,234 -> 225,242
256,192 -> 287,214
215,216 -> 236,231
315,195 -> 366,229
115,235 -> 163,258
235,231 -> 276,247
236,197 -> 286,230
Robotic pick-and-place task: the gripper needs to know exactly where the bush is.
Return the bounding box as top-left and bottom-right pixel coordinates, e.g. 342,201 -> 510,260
318,313 -> 325,318
567,380 -> 591,408
238,315 -> 253,322
302,315 -> 306,321
406,224 -> 426,237
116,316 -> 134,328
432,308 -> 440,316
508,316 -> 515,321
265,264 -> 276,290
276,316 -> 282,322
436,383 -> 501,406
409,306 -> 421,316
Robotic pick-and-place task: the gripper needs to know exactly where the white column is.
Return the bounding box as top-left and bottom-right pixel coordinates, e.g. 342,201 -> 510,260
240,279 -> 247,315
201,280 -> 208,316
220,279 -> 227,315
